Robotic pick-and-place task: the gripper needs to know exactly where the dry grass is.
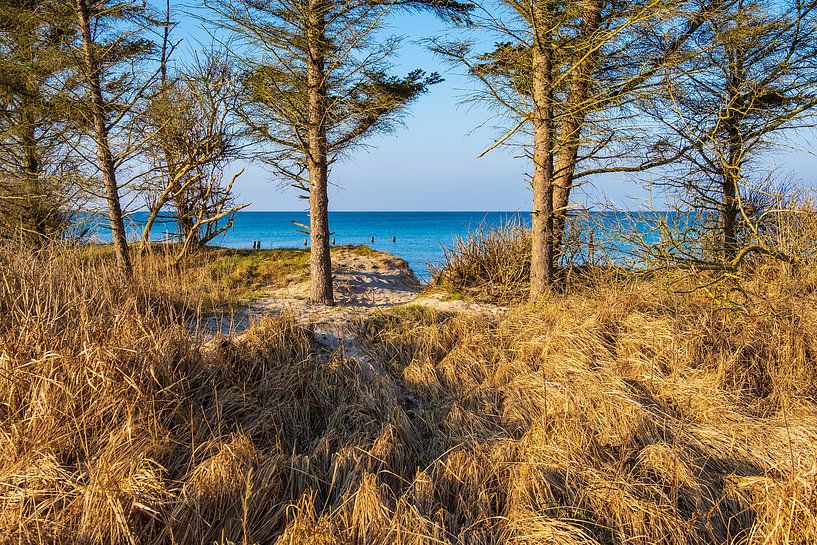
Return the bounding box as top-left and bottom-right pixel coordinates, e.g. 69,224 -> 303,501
430,220 -> 531,302
1,242 -> 817,544
429,221 -> 620,303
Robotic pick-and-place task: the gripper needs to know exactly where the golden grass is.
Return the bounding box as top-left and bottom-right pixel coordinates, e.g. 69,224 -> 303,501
428,221 -> 625,303
1,242 -> 817,544
430,221 -> 531,302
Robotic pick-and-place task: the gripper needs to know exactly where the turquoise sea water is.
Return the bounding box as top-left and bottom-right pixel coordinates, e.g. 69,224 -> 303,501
83,210 -> 665,280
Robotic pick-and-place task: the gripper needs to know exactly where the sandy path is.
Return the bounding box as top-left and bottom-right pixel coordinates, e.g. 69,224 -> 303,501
200,248 -> 505,373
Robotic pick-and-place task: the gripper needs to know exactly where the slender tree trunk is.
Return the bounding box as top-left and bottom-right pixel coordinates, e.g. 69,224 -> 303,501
552,0 -> 602,259
161,1 -> 197,252
75,0 -> 132,277
722,174 -> 739,263
306,0 -> 334,305
723,124 -> 741,263
21,111 -> 47,242
552,137 -> 578,262
23,147 -> 47,241
140,0 -> 177,252
722,54 -> 744,264
530,1 -> 555,299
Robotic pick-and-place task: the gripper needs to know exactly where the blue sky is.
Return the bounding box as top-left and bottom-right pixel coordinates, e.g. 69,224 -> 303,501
167,5 -> 817,212
229,14 -> 530,211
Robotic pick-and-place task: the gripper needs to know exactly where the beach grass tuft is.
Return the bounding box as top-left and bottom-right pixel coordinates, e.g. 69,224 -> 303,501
430,220 -> 532,302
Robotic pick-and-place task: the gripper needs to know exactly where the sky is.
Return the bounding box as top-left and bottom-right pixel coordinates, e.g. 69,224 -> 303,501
166,5 -> 817,212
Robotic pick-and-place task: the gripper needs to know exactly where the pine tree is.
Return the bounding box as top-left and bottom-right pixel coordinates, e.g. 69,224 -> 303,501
646,0 -> 817,265
0,0 -> 82,243
206,0 -> 471,305
435,0 -> 728,297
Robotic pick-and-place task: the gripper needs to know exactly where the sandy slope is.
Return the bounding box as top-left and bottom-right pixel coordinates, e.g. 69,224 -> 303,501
200,248 -> 504,375
265,247 -> 423,315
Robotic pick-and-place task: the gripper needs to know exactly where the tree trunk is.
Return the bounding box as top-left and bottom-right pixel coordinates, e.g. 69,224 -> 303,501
140,4 -> 177,253
722,175 -> 739,263
306,0 -> 334,305
23,148 -> 47,241
176,196 -> 199,247
723,125 -> 741,263
530,2 -> 555,299
21,110 -> 47,242
75,0 -> 132,278
552,0 -> 602,260
552,138 -> 578,261
722,56 -> 744,264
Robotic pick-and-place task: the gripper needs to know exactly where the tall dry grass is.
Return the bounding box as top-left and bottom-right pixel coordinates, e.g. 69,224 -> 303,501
429,219 -> 614,302
430,221 -> 531,301
1,242 -> 816,544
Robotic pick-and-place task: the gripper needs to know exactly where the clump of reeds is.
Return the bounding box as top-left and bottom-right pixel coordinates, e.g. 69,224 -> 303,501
2,241 -> 817,544
430,220 -> 531,302
429,218 -> 626,302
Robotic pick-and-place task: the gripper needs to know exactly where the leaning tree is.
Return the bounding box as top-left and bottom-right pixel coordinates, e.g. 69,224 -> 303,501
67,0 -> 157,277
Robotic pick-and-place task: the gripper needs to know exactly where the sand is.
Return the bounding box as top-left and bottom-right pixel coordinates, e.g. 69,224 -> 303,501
199,248 -> 505,375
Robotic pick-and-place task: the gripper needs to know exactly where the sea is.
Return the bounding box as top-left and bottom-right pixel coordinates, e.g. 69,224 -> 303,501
82,210 -> 666,281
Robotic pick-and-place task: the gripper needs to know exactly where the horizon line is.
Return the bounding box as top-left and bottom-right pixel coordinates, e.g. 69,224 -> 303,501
229,209 -> 671,213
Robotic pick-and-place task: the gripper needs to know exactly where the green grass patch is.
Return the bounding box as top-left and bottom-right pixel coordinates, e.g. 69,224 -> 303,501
340,244 -> 376,256
67,243 -> 387,306
205,248 -> 310,294
441,291 -> 466,301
